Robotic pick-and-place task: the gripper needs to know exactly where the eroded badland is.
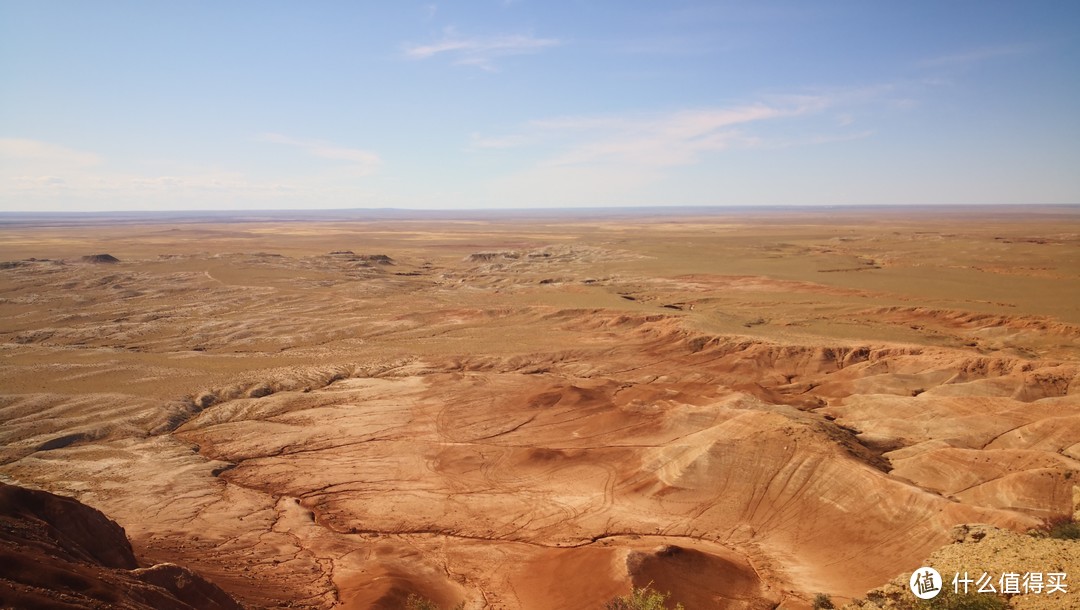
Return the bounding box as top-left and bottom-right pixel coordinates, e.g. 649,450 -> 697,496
1,208 -> 1078,609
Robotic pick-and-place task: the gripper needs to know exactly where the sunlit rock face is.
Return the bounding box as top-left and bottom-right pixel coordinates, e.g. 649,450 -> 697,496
0,482 -> 243,610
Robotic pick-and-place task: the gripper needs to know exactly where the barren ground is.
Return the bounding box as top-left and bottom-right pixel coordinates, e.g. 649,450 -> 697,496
1,207 -> 1078,609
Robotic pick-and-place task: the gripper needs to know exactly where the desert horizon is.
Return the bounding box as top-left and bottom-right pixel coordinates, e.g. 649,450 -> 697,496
2,206 -> 1078,609
5,0 -> 1080,607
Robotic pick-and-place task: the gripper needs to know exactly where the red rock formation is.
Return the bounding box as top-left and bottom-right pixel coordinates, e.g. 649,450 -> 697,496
0,482 -> 241,610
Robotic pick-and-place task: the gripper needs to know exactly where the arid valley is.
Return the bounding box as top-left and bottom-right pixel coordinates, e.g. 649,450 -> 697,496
2,207 -> 1079,610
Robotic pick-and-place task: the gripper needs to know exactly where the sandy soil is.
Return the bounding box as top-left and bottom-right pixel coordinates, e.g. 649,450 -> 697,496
845,524 -> 1080,610
1,208 -> 1078,609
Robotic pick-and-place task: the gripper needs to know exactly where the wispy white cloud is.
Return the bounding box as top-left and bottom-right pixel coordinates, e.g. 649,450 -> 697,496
477,97 -> 837,168
1,166 -> 301,206
0,137 -> 383,210
0,138 -> 102,167
538,105 -> 788,167
260,133 -> 381,175
404,32 -> 560,70
472,90 -> 891,207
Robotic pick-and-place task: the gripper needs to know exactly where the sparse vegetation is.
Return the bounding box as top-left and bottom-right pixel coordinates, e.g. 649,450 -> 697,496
853,585 -> 1011,610
605,584 -> 684,610
404,594 -> 464,610
1032,514 -> 1080,540
405,595 -> 438,610
6,216 -> 1077,610
1046,515 -> 1080,540
913,590 -> 1009,610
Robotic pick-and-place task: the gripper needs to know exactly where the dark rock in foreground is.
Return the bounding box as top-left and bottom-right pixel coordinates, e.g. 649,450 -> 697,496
0,482 -> 242,610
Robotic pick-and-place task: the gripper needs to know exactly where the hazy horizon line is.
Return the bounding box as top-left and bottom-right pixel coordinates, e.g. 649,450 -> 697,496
2,203 -> 1078,229
2,202 -> 1078,214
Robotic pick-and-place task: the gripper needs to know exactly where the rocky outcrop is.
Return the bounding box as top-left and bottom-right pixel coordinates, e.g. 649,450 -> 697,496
0,482 -> 241,610
79,254 -> 120,264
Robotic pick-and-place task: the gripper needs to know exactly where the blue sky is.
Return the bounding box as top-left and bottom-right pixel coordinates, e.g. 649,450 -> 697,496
1,1 -> 1078,211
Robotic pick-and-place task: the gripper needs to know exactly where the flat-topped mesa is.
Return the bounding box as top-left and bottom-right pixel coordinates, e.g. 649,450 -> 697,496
80,253 -> 120,264
356,253 -> 394,264
329,251 -> 394,264
466,250 -> 520,262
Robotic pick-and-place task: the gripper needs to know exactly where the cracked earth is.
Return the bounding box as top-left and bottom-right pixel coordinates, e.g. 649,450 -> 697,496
1,209 -> 1078,608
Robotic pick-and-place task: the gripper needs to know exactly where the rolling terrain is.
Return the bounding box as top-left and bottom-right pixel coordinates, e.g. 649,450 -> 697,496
1,207 -> 1078,609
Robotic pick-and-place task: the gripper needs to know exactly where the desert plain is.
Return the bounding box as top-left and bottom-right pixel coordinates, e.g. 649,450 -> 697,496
1,206 -> 1078,609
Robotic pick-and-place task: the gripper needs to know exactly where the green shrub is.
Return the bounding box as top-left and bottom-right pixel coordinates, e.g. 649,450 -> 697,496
404,594 -> 464,610
405,595 -> 438,610
812,592 -> 836,609
605,584 -> 684,610
1032,514 -> 1080,540
914,590 -> 1009,610
1047,516 -> 1080,540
